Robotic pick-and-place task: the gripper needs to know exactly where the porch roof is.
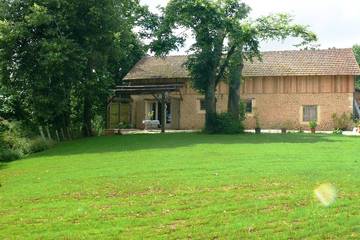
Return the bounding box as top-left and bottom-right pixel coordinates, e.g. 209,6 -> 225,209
114,83 -> 184,95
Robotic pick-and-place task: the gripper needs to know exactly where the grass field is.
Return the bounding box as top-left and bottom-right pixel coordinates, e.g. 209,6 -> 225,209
0,133 -> 359,239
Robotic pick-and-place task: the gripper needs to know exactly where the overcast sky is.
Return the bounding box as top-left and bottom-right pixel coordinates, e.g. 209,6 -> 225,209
140,0 -> 360,54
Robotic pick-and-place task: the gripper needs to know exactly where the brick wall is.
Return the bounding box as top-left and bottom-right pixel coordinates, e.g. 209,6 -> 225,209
129,77 -> 355,131
242,93 -> 353,130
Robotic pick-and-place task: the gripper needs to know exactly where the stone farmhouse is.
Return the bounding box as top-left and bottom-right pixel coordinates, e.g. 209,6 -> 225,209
108,48 -> 360,131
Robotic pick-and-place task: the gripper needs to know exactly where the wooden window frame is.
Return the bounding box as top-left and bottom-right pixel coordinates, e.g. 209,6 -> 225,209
245,99 -> 253,114
197,98 -> 206,114
300,105 -> 320,124
244,98 -> 256,117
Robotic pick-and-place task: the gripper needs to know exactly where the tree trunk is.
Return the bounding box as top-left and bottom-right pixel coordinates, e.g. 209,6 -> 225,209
63,95 -> 71,130
228,53 -> 244,121
82,95 -> 92,137
205,76 -> 217,131
161,92 -> 166,133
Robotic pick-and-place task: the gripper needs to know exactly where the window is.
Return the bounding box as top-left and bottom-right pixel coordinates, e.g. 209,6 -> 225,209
198,98 -> 217,113
246,99 -> 253,113
303,105 -> 318,122
150,102 -> 157,120
165,103 -> 171,124
146,101 -> 172,124
199,99 -> 206,111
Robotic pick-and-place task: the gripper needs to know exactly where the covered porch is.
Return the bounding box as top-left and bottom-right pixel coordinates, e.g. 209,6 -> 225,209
108,83 -> 184,133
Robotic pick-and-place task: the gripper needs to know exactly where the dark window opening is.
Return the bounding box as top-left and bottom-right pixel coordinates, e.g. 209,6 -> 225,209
303,105 -> 318,122
157,102 -> 172,124
150,102 -> 157,120
246,99 -> 253,113
200,99 -> 206,111
199,98 -> 218,111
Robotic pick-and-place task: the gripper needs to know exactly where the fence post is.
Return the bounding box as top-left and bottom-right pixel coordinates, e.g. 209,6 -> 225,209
45,126 -> 52,140
60,128 -> 66,140
55,130 -> 60,142
39,126 -> 46,141
66,128 -> 72,140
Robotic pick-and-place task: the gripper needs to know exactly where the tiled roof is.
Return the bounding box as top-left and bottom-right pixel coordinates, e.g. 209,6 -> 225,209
125,55 -> 189,80
124,48 -> 360,80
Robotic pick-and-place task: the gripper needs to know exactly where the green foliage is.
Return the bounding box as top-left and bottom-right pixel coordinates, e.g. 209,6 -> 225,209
29,137 -> 55,153
152,0 -> 252,93
309,120 -> 317,129
239,100 -> 246,122
353,44 -> 360,89
0,119 -> 54,162
0,148 -> 21,162
92,115 -> 106,136
331,113 -> 353,131
0,0 -> 146,135
151,0 -> 317,132
332,129 -> 343,135
118,122 -> 132,129
205,113 -> 244,134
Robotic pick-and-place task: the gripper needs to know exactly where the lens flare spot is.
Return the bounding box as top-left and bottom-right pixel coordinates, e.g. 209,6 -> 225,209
314,183 -> 337,207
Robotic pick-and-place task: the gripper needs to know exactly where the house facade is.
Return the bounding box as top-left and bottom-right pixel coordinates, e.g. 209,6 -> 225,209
109,48 -> 360,131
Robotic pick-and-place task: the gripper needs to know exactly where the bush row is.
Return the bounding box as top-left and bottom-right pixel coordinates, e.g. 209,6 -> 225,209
0,120 -> 55,162
205,113 -> 244,134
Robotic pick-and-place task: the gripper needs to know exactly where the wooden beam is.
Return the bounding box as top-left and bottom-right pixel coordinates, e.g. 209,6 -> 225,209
115,84 -> 184,89
116,87 -> 180,91
113,83 -> 184,96
161,92 -> 166,133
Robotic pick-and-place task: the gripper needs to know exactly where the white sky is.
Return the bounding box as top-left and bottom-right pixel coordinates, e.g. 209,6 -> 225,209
140,0 -> 360,54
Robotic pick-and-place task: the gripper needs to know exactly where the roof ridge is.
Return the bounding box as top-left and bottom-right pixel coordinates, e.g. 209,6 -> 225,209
144,48 -> 354,58
124,48 -> 360,80
260,48 -> 353,54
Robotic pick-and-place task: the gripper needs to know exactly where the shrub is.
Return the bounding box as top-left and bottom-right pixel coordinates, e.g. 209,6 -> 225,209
331,113 -> 353,131
0,120 -> 55,161
333,129 -> 343,135
239,100 -> 246,122
118,122 -> 132,129
205,113 -> 244,134
2,132 -> 31,154
29,137 -> 55,153
0,148 -> 21,162
309,120 -> 317,129
92,115 -> 105,136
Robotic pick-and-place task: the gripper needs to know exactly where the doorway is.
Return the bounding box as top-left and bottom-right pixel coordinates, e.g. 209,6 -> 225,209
146,101 -> 172,128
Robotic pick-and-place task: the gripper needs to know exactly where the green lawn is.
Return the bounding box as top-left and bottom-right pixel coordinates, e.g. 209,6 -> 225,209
0,133 -> 359,239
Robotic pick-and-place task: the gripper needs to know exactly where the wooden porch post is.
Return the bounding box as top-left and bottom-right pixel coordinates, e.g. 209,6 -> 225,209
161,92 -> 166,133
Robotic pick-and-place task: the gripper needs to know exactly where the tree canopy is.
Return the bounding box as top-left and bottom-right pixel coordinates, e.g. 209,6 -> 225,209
0,0 -> 147,136
0,0 -> 319,135
150,0 -> 317,131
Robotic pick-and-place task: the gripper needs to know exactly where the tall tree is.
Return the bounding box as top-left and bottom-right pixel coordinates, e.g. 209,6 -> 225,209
227,14 -> 317,120
151,0 -> 317,131
0,0 -> 146,136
